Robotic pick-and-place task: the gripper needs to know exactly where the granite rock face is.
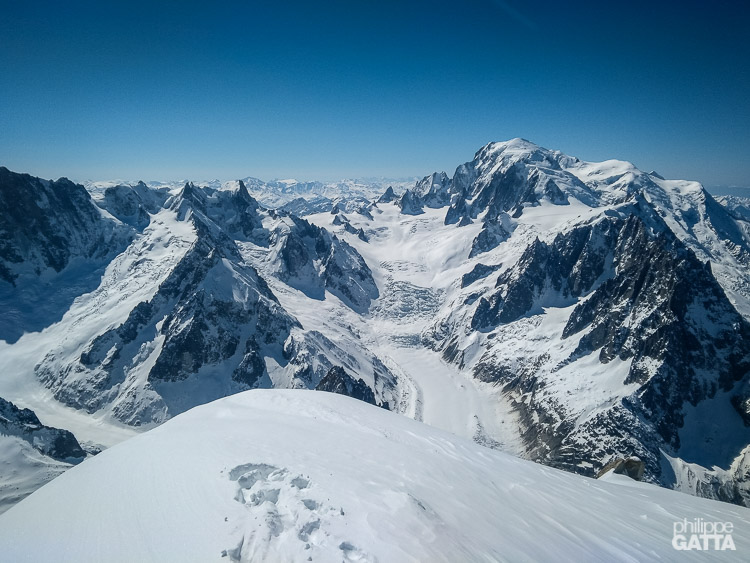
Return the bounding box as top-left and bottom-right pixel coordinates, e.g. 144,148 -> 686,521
0,397 -> 85,461
465,206 -> 750,498
397,190 -> 424,216
377,186 -> 397,204
0,168 -> 134,343
0,167 -> 131,286
316,366 -> 378,406
272,213 -> 378,312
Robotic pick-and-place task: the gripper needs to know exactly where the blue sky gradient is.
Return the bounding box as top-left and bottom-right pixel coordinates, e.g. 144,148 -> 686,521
1,0 -> 748,186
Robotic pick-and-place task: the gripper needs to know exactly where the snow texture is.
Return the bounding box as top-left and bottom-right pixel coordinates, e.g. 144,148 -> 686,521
2,390 -> 748,562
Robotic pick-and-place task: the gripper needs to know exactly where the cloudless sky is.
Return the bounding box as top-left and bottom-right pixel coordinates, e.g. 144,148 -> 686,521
1,0 -> 749,186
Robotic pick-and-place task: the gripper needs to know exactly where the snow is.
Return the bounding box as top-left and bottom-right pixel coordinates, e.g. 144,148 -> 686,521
302,200 -> 625,454
0,207 -> 196,444
0,435 -> 71,515
300,145 -> 750,499
679,391 -> 750,470
3,138 -> 750,525
291,205 -> 522,450
568,155 -> 750,320
377,345 -> 524,454
1,389 -> 748,562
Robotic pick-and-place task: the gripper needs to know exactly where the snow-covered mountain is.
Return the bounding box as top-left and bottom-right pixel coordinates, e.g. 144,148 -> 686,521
318,138 -> 750,505
0,396 -> 86,514
86,176 -> 415,216
718,195 -> 750,223
2,389 -> 748,562
237,177 -> 414,212
0,167 -> 133,344
1,138 -> 749,526
22,179 -> 395,428
0,172 -> 397,510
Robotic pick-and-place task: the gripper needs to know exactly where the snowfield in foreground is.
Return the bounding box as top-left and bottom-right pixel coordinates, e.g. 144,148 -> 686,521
1,390 -> 747,562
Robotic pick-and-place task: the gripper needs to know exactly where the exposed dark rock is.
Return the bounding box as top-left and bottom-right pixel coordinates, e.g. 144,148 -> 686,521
356,205 -> 374,220
280,196 -> 334,216
232,338 -> 266,388
0,397 -> 85,461
398,190 -> 424,215
0,167 -> 129,285
414,172 -> 453,209
731,385 -> 750,426
315,366 -> 376,406
469,220 -> 510,258
0,167 -> 133,342
471,216 -> 621,328
596,457 -> 645,481
377,186 -> 397,203
461,263 -> 501,288
343,222 -> 360,236
37,195 -> 297,424
469,206 -> 750,492
274,215 -> 378,311
444,195 -> 471,226
542,178 -> 568,205
99,185 -> 151,229
95,182 -> 168,229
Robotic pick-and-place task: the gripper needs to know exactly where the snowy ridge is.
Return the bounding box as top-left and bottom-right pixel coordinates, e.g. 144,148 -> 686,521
0,397 -> 85,514
1,390 -> 748,562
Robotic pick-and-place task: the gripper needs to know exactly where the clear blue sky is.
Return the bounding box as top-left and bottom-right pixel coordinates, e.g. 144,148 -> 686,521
1,0 -> 748,186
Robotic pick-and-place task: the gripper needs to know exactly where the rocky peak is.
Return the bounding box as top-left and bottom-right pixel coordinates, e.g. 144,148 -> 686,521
0,397 -> 85,461
462,203 -> 750,492
377,186 -> 397,203
398,190 -> 424,215
271,215 -> 378,311
98,184 -> 152,229
0,167 -> 134,343
0,167 -> 132,285
414,171 -> 454,208
315,365 -> 377,406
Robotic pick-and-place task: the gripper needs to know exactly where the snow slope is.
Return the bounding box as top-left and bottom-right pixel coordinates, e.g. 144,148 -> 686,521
0,436 -> 71,515
1,389 -> 748,562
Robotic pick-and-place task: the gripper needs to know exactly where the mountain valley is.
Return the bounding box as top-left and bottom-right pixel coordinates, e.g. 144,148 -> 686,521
1,139 -> 749,559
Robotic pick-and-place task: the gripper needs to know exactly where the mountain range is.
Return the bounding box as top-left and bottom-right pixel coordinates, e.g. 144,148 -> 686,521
1,139 -> 749,557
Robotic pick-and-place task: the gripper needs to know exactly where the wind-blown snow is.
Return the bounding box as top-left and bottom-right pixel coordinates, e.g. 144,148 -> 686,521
1,390 -> 747,562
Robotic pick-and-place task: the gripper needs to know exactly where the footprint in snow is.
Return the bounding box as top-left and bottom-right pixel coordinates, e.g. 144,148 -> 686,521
223,463 -> 374,562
